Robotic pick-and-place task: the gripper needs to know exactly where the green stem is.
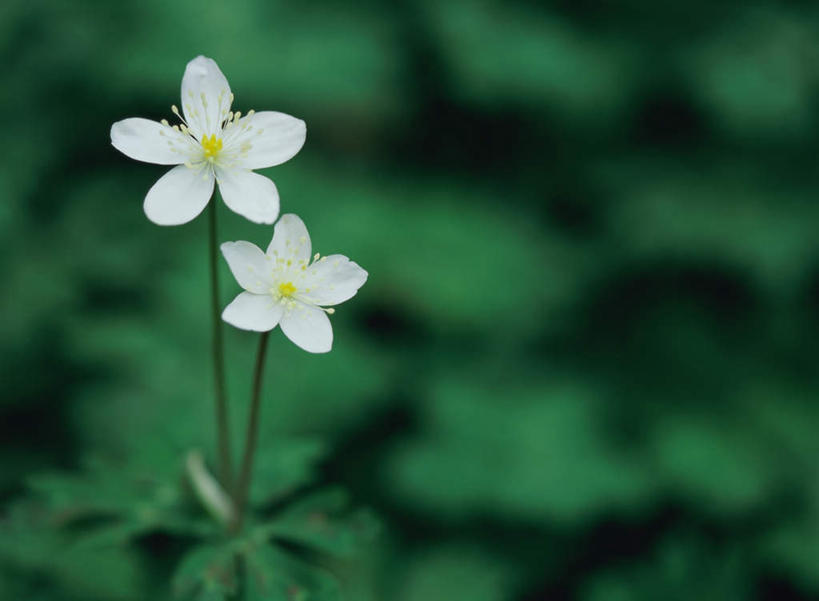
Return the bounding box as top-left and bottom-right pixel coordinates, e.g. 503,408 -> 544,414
231,555 -> 246,601
233,331 -> 270,533
208,201 -> 233,491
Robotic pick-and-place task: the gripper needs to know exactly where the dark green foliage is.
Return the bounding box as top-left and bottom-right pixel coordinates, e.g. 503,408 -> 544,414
3,0 -> 819,600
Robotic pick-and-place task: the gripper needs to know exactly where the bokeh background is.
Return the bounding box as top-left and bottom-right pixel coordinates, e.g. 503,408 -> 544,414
3,0 -> 819,599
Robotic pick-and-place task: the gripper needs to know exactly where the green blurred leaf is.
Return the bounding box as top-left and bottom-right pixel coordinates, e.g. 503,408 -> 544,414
683,9 -> 819,138
649,416 -> 776,513
252,489 -> 379,557
0,501 -> 146,600
386,376 -> 652,523
250,438 -> 327,508
422,0 -> 635,118
28,453 -> 216,549
581,535 -> 751,601
172,543 -> 237,600
395,545 -> 518,601
245,543 -> 341,601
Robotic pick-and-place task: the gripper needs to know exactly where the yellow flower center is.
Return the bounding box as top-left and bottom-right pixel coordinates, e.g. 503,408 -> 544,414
278,282 -> 297,297
201,134 -> 223,159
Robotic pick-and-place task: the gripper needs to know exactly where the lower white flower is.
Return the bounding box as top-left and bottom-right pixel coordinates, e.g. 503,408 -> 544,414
220,214 -> 368,353
110,56 -> 306,226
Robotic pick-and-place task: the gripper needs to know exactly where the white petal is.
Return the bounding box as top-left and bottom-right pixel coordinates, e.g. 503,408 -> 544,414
299,255 -> 368,306
181,56 -> 232,138
231,111 -> 306,169
222,292 -> 283,332
280,304 -> 332,353
144,165 -> 214,226
221,241 -> 274,293
215,168 -> 279,224
266,213 -> 311,263
110,118 -> 193,165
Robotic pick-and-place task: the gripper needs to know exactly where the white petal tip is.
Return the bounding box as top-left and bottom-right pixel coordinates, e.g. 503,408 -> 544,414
300,343 -> 332,354
220,309 -> 240,328
249,215 -> 279,225
188,55 -> 214,66
144,209 -> 191,227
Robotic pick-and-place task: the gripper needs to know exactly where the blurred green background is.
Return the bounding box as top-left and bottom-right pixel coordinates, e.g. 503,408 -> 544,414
3,0 -> 819,599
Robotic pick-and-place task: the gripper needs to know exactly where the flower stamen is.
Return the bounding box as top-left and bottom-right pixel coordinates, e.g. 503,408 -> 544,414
171,104 -> 188,127
201,134 -> 223,159
278,281 -> 297,297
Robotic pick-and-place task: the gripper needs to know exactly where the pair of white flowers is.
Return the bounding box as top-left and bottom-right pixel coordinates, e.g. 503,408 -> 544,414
111,56 -> 367,353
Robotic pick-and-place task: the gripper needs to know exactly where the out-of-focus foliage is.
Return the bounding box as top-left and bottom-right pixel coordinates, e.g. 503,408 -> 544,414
2,0 -> 819,599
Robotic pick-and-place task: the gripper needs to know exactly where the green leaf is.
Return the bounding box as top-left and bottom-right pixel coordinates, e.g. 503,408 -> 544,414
172,543 -> 237,599
71,521 -> 152,550
72,513 -> 214,551
27,452 -> 219,548
252,489 -> 379,557
0,501 -> 146,600
27,469 -> 137,520
244,543 -> 342,601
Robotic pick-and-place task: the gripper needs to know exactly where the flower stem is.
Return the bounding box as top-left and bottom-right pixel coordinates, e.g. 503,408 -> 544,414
233,331 -> 270,533
231,555 -> 246,601
209,201 -> 233,491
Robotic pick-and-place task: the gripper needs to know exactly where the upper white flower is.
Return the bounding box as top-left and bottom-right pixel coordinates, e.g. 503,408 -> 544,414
110,56 -> 306,226
221,214 -> 368,353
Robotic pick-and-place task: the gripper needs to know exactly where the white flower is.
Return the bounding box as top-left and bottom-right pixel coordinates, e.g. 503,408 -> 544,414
220,214 -> 368,353
110,56 -> 306,226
